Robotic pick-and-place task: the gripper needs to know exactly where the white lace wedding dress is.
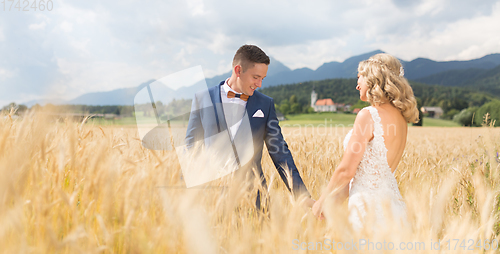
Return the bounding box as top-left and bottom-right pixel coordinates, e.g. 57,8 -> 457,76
343,106 -> 408,232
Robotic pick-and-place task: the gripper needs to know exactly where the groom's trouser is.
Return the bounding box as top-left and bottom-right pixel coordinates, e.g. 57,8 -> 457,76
233,162 -> 270,213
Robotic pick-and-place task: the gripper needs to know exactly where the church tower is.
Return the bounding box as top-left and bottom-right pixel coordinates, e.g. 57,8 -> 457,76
311,89 -> 317,108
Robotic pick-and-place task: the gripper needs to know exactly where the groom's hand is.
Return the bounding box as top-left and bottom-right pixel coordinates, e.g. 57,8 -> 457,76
299,197 -> 315,213
312,200 -> 325,220
304,197 -> 315,208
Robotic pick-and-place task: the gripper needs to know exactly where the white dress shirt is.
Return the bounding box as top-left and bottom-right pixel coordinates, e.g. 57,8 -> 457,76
220,78 -> 247,141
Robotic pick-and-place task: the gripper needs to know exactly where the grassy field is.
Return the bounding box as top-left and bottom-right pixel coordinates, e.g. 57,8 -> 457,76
283,112 -> 460,127
1,111 -> 499,253
420,117 -> 461,127
88,113 -> 460,128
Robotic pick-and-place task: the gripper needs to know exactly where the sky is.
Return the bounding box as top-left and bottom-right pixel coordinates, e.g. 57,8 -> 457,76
1,0 -> 500,106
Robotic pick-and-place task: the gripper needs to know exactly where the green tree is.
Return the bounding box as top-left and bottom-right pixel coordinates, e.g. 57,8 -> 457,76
2,102 -> 17,112
352,100 -> 369,109
280,102 -> 290,115
17,104 -> 28,114
291,103 -> 301,114
302,105 -> 314,113
453,107 -> 477,126
155,101 -> 164,115
2,102 -> 27,115
442,108 -> 460,120
475,100 -> 500,126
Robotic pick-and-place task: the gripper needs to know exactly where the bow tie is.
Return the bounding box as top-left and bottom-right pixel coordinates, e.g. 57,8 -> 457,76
227,91 -> 249,101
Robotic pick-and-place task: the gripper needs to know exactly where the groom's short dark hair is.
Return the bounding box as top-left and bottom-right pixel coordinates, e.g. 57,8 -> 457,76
232,45 -> 270,72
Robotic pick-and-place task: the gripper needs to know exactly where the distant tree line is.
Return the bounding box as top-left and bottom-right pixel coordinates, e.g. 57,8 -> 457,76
416,64 -> 500,98
1,99 -> 193,119
1,103 -> 135,117
38,104 -> 136,116
453,100 -> 500,127
261,79 -> 359,115
3,77 -> 499,126
259,78 -> 499,126
1,102 -> 28,115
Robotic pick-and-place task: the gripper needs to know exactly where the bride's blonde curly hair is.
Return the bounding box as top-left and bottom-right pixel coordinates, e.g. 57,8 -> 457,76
358,53 -> 419,123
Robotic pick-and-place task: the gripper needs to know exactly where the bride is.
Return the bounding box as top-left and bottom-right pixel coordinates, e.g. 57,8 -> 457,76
311,53 -> 419,232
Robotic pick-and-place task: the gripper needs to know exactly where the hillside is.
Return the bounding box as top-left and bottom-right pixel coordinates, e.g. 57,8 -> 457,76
402,53 -> 500,80
469,65 -> 500,96
258,78 -> 497,112
415,68 -> 490,87
415,64 -> 500,97
206,51 -> 500,88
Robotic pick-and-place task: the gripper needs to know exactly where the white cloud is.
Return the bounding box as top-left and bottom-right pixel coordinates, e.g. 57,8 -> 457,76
187,0 -> 207,16
0,68 -> 16,80
51,58 -> 163,99
415,0 -> 447,16
442,3 -> 500,60
60,21 -> 73,33
29,22 -> 46,30
371,1 -> 500,61
267,37 -> 350,70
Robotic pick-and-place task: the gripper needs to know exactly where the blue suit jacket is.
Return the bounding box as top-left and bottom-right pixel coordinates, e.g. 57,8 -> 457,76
185,81 -> 310,199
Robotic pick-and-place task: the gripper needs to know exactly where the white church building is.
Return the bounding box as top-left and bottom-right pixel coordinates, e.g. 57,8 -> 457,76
311,90 -> 337,112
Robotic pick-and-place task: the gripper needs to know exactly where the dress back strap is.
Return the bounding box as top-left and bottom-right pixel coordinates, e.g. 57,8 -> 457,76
366,106 -> 384,138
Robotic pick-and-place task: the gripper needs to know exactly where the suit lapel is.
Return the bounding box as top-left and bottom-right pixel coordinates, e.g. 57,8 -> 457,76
245,94 -> 259,135
209,82 -> 228,133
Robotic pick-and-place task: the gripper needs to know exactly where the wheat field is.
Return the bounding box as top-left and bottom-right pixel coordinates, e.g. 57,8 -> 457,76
1,111 -> 499,253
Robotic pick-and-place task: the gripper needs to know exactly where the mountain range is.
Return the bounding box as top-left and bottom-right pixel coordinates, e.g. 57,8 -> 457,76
415,64 -> 500,95
24,50 -> 500,106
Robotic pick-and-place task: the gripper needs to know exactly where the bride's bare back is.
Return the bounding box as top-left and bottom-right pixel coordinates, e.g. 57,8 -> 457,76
373,103 -> 408,173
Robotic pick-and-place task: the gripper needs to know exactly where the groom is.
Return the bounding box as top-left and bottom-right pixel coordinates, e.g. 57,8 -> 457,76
185,45 -> 313,210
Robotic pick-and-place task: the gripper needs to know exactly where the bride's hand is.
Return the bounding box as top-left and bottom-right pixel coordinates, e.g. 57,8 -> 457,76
312,200 -> 325,220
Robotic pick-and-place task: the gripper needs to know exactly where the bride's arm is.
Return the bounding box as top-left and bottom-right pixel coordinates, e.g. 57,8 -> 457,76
312,109 -> 374,218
